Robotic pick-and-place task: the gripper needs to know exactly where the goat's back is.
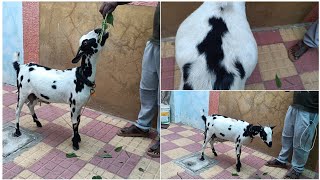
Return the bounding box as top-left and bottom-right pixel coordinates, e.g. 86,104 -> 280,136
175,2 -> 257,90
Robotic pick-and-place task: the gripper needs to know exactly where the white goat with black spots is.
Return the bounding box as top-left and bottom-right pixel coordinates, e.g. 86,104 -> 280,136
200,110 -> 275,172
12,29 -> 109,150
176,2 -> 257,90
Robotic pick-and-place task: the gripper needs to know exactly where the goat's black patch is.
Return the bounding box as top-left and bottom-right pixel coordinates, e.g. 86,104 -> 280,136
66,68 -> 72,71
27,79 -> 30,83
53,81 -> 56,83
72,108 -> 75,113
183,83 -> 193,90
223,116 -> 228,118
83,59 -> 92,78
74,78 -> 84,93
71,112 -> 73,118
236,135 -> 240,143
220,133 -> 225,137
202,115 -> 207,122
20,75 -> 23,82
235,60 -> 245,79
40,94 -> 50,100
197,16 -> 234,90
13,61 -> 20,78
52,85 -> 57,89
28,63 -> 51,70
182,63 -> 193,90
69,93 -> 73,106
29,67 -> 35,72
207,122 -> 210,127
228,127 -> 231,130
73,99 -> 76,105
243,124 -> 260,138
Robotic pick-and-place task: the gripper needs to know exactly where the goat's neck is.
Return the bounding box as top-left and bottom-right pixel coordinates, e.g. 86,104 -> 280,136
245,125 -> 261,138
81,54 -> 98,83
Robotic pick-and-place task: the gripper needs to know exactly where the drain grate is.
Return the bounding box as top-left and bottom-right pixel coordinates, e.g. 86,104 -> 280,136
174,152 -> 219,175
3,123 -> 42,163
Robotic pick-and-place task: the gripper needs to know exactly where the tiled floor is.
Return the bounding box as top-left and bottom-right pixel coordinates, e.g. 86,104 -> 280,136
161,123 -> 319,179
3,84 -> 160,179
161,24 -> 319,90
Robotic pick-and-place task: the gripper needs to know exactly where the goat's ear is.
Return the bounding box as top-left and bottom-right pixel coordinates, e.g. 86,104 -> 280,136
72,48 -> 84,64
270,126 -> 276,130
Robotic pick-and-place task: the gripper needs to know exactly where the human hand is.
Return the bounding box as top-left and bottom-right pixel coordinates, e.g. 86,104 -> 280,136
99,2 -> 118,18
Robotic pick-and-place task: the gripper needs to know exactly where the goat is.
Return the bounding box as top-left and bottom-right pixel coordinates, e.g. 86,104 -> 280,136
175,2 -> 257,90
200,110 -> 274,172
12,29 -> 109,150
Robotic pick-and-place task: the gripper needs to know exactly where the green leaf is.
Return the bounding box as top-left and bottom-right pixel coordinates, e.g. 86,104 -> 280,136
114,146 -> 123,152
263,172 -> 268,175
106,13 -> 114,26
92,175 -> 102,179
98,153 -> 112,158
275,74 -> 282,88
138,168 -> 145,172
66,152 -> 79,158
231,173 -> 239,176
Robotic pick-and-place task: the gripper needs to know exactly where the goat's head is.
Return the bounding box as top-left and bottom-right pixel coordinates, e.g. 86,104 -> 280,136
259,126 -> 275,148
72,28 -> 109,64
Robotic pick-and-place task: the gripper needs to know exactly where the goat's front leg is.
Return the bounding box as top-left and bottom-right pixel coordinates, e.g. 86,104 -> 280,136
200,131 -> 211,161
235,143 -> 242,172
71,106 -> 82,150
210,137 -> 218,156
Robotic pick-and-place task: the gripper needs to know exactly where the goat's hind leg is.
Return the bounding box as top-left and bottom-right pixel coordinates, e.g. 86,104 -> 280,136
27,94 -> 42,127
200,131 -> 211,161
210,136 -> 218,156
13,94 -> 27,137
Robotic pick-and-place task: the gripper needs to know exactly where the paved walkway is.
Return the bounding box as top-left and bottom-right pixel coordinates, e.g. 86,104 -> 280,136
3,84 -> 159,179
161,24 -> 319,90
161,123 -> 319,179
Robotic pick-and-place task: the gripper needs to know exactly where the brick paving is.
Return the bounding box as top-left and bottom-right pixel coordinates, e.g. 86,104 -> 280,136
2,84 -> 160,179
161,24 -> 319,90
161,123 -> 319,179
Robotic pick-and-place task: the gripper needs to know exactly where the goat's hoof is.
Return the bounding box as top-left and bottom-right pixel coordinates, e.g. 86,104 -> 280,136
35,121 -> 42,127
213,151 -> 218,156
73,144 -> 79,151
200,157 -> 205,161
236,168 -> 240,172
13,130 -> 22,137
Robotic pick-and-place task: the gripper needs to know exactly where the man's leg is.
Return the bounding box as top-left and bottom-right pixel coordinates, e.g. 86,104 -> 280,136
277,106 -> 296,163
290,111 -> 319,174
117,41 -> 158,137
135,41 -> 159,131
266,106 -> 296,168
303,21 -> 319,48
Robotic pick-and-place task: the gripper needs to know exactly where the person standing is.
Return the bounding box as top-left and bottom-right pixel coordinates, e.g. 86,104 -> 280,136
99,2 -> 160,158
266,91 -> 319,179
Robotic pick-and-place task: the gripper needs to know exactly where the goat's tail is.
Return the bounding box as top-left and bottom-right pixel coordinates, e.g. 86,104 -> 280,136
201,109 -> 207,123
12,52 -> 20,74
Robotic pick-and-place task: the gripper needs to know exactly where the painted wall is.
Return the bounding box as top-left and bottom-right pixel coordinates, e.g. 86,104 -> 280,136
170,91 -> 209,130
39,2 -> 156,120
2,2 -> 24,85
